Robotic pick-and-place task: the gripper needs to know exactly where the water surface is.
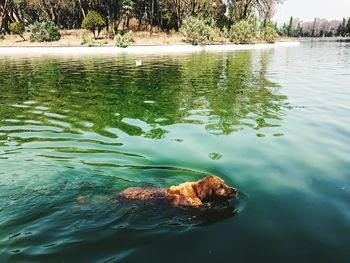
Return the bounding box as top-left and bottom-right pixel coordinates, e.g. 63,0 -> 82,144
0,40 -> 349,262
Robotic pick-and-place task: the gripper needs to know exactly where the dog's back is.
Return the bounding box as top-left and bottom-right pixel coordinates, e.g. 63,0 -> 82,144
117,187 -> 169,201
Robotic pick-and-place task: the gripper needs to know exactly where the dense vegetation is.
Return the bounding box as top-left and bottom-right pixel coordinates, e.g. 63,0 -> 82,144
278,16 -> 350,38
0,0 -> 279,32
229,19 -> 257,44
9,21 -> 24,40
30,21 -> 60,42
0,0 -> 280,44
115,31 -> 134,47
180,16 -> 214,45
260,21 -> 278,43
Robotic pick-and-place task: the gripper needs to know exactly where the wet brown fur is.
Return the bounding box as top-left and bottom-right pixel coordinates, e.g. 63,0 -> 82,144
117,176 -> 237,207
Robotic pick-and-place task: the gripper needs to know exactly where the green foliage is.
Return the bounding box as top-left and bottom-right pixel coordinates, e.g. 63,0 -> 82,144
346,18 -> 350,35
81,11 -> 105,39
0,0 -> 281,37
86,39 -> 107,47
288,16 -> 293,37
80,30 -> 107,46
121,0 -> 134,23
9,21 -> 25,40
278,24 -> 289,36
80,30 -> 91,45
260,21 -> 278,43
229,20 -> 257,44
220,27 -> 229,39
115,31 -> 134,48
337,17 -> 350,37
180,16 -> 214,45
208,26 -> 228,43
30,21 -> 61,42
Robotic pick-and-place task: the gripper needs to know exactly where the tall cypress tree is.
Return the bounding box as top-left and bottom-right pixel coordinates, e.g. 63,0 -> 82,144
346,18 -> 350,35
312,18 -> 316,37
288,16 -> 293,37
341,17 -> 346,36
296,22 -> 302,37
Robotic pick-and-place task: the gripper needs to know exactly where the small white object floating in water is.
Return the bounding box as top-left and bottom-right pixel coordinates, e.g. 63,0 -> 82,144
135,59 -> 142,66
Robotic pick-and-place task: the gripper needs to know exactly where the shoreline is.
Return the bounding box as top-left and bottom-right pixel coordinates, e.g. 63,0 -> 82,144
0,41 -> 300,56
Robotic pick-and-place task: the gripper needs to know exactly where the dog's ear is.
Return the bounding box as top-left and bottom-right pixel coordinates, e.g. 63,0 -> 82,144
193,179 -> 212,200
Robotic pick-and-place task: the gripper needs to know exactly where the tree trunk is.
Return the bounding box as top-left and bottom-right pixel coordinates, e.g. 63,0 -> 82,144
111,19 -> 115,36
116,19 -> 121,33
78,0 -> 86,18
126,16 -> 130,29
106,18 -> 109,38
175,0 -> 181,31
150,0 -> 154,36
0,0 -> 10,31
138,19 -> 142,31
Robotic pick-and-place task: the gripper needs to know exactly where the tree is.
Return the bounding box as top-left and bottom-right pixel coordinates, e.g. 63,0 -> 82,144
121,0 -> 133,31
0,0 -> 12,31
297,18 -> 341,37
9,21 -> 25,40
0,0 -> 283,35
229,19 -> 257,44
180,16 -> 213,45
346,18 -> 350,36
287,16 -> 293,36
311,17 -> 316,37
81,10 -> 105,39
278,23 -> 288,36
261,20 -> 278,43
338,17 -> 347,36
296,22 -> 301,37
40,0 -> 62,25
227,0 -> 279,23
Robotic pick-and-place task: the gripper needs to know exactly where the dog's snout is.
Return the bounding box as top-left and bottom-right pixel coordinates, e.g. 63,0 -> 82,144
227,186 -> 237,197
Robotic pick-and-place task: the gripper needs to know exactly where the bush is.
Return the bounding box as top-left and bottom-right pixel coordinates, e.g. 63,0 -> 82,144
220,26 -> 229,39
30,21 -> 60,42
278,24 -> 289,36
86,39 -> 107,47
229,20 -> 257,44
80,29 -> 91,45
80,30 -> 107,46
9,21 -> 25,40
82,10 -> 105,39
260,21 -> 278,43
115,31 -> 134,48
180,17 -> 214,45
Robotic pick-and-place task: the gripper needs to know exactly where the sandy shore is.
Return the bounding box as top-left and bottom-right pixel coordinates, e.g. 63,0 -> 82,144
0,41 -> 300,56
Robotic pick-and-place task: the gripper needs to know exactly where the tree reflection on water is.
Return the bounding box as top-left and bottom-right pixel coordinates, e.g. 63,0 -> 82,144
0,50 -> 289,140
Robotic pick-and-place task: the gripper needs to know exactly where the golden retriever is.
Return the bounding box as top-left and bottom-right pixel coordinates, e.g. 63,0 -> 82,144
117,175 -> 237,208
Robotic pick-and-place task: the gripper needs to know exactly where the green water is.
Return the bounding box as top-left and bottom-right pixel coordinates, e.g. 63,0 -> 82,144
0,39 -> 349,262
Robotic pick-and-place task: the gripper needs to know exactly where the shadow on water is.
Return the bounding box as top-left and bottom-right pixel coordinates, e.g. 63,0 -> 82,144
115,191 -> 247,228
0,50 -> 286,262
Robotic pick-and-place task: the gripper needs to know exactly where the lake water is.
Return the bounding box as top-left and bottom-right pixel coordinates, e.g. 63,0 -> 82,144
0,39 -> 349,263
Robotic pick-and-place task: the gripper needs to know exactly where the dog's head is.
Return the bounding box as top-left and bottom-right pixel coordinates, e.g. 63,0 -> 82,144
193,176 -> 237,202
